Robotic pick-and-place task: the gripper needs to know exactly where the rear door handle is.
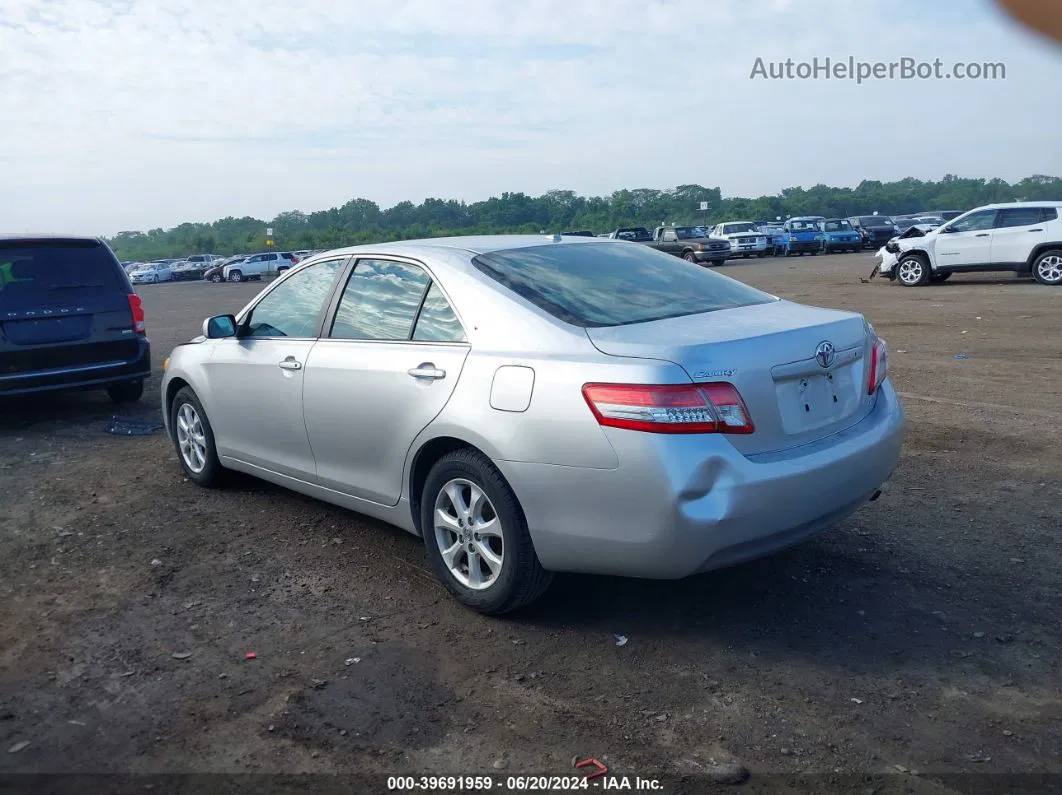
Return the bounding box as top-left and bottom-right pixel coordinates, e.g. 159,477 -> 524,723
408,363 -> 445,380
278,357 -> 302,371
975,233 -> 990,237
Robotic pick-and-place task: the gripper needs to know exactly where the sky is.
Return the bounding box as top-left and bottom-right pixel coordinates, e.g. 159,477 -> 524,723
1,0 -> 1061,235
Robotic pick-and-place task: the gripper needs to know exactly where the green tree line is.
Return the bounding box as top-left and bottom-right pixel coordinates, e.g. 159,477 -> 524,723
107,174 -> 1062,260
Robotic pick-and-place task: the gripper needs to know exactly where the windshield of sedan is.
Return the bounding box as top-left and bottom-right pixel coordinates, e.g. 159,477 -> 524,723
472,242 -> 775,328
722,223 -> 758,234
823,220 -> 853,231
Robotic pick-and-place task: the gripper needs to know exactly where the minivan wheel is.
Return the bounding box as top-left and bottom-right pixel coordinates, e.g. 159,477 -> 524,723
107,379 -> 144,404
170,387 -> 223,487
897,254 -> 930,286
421,449 -> 552,615
1032,250 -> 1062,285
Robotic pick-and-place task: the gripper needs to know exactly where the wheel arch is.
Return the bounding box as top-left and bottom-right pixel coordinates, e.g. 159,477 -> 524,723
408,435 -> 499,537
1026,242 -> 1062,273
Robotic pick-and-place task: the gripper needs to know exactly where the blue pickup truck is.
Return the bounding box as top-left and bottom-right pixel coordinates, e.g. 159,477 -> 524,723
780,216 -> 825,256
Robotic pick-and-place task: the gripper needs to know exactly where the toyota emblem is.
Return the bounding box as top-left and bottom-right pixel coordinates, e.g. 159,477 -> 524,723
815,341 -> 836,368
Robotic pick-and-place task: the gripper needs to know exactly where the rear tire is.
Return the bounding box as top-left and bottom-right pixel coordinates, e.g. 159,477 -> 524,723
421,449 -> 552,615
107,380 -> 144,404
897,253 -> 930,286
1032,249 -> 1062,285
169,387 -> 224,487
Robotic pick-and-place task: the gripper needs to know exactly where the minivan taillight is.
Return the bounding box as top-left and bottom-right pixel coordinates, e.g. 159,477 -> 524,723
582,383 -> 754,434
867,338 -> 888,395
128,294 -> 145,334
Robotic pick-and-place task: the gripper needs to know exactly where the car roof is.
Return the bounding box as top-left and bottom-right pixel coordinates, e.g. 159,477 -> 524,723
315,234 -> 626,260
0,233 -> 103,243
979,201 -> 1062,210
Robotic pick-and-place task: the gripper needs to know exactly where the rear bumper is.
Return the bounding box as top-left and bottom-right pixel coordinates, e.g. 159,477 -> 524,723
497,383 -> 904,579
0,338 -> 150,396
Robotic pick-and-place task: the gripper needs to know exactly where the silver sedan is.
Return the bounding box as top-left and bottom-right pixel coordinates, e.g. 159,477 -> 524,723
161,236 -> 904,614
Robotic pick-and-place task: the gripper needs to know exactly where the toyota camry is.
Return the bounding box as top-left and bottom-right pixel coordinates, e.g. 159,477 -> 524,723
161,236 -> 904,614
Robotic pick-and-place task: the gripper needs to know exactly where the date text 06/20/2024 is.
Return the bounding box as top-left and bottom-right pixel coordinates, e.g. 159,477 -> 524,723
386,775 -> 664,791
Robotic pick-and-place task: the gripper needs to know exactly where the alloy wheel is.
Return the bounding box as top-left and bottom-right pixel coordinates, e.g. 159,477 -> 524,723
433,478 -> 504,590
175,403 -> 208,474
897,258 -> 924,285
1036,254 -> 1062,284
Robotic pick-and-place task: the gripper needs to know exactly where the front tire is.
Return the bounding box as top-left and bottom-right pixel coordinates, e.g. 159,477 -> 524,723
210,273 -> 222,283
1032,249 -> 1062,285
683,252 -> 697,263
421,449 -> 552,615
228,270 -> 243,283
897,253 -> 930,286
170,387 -> 224,487
107,380 -> 143,404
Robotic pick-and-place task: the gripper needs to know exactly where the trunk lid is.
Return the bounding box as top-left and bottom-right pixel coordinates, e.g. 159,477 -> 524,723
585,300 -> 874,455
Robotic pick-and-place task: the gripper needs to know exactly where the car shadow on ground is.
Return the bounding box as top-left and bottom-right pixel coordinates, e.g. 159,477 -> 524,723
213,472 -> 1043,683
0,389 -> 164,432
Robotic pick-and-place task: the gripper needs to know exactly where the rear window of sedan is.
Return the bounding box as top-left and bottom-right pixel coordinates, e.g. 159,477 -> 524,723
471,242 -> 776,328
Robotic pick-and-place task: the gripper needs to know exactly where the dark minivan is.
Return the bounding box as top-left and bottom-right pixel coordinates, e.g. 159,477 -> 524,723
0,235 -> 149,402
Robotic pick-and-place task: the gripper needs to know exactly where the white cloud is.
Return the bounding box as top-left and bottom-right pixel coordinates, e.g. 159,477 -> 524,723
0,0 -> 1060,234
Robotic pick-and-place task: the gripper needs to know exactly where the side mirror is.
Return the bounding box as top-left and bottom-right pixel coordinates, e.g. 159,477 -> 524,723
937,226 -> 955,234
204,314 -> 237,338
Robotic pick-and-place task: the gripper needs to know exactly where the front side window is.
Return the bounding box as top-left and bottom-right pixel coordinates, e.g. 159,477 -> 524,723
330,259 -> 431,341
244,259 -> 345,338
947,210 -> 996,233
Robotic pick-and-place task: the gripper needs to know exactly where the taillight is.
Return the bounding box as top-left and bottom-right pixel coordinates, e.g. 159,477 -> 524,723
128,293 -> 145,334
581,383 -> 754,434
867,338 -> 888,394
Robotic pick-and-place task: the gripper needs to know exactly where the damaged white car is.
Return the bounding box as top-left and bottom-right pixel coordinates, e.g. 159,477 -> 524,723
875,202 -> 1062,286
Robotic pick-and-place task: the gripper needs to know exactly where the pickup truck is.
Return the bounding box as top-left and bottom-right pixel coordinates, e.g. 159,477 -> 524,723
710,221 -> 770,258
610,226 -> 730,265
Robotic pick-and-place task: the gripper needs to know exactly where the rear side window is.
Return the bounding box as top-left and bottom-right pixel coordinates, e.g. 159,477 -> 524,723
0,240 -> 124,312
330,259 -> 431,341
1042,208 -> 1059,222
996,208 -> 1044,228
472,242 -> 775,328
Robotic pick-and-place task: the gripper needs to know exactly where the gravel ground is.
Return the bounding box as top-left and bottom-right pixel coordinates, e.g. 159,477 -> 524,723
0,253 -> 1059,794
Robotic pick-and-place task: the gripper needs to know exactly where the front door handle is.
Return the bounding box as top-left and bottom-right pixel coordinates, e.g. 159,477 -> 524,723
1028,228 -> 1044,232
408,363 -> 445,380
278,357 -> 302,371
974,233 -> 990,237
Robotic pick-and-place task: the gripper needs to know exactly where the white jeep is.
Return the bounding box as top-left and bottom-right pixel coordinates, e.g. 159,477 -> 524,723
880,202 -> 1062,286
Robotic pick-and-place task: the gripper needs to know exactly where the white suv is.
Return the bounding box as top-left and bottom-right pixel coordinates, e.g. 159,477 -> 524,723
881,202 -> 1062,286
710,221 -> 769,258
223,251 -> 299,282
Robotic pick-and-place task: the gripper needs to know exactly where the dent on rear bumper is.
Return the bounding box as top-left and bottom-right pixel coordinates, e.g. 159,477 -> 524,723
497,383 -> 904,579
